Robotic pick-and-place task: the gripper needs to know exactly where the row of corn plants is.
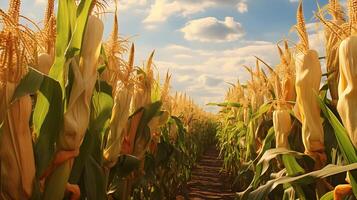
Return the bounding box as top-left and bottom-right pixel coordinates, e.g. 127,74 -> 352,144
0,0 -> 216,199
213,0 -> 357,199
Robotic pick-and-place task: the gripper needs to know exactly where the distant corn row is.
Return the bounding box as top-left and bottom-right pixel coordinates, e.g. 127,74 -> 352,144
214,0 -> 357,199
0,0 -> 216,199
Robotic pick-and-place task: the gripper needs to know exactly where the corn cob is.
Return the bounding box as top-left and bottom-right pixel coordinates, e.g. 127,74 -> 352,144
272,65 -> 291,148
273,109 -> 291,148
337,0 -> 357,148
0,1 -> 36,198
43,15 -> 103,199
294,1 -> 325,168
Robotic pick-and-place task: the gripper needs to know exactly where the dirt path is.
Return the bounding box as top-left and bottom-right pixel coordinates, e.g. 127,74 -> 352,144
184,144 -> 236,200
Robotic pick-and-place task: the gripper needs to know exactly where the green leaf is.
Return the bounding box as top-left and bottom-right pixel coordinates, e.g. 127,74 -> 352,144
257,148 -> 312,176
107,154 -> 141,195
155,142 -> 174,166
50,0 -> 73,92
252,127 -> 275,187
317,93 -> 357,198
83,156 -> 106,200
33,77 -> 63,176
320,191 -> 333,200
207,102 -> 241,108
69,129 -> 93,184
95,80 -> 112,97
171,116 -> 186,149
70,86 -> 113,184
246,163 -> 357,200
282,154 -> 305,176
11,68 -> 44,102
317,96 -> 357,163
133,101 -> 162,154
91,90 -> 113,161
251,102 -> 272,121
114,154 -> 141,178
65,0 -> 93,58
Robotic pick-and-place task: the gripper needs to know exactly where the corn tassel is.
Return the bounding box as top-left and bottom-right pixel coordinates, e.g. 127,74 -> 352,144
324,0 -> 345,103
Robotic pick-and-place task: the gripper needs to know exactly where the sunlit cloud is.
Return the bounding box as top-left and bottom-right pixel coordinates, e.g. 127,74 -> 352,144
181,17 -> 245,42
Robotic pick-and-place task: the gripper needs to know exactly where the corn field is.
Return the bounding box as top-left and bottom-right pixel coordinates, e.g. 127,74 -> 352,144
0,0 -> 216,199
213,0 -> 357,199
3,0 -> 357,199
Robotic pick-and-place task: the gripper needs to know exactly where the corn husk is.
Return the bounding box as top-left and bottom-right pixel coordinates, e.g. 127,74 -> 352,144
273,109 -> 292,148
337,35 -> 357,147
37,53 -> 53,74
59,15 -> 103,151
295,50 -> 325,154
148,111 -> 170,140
294,2 -> 325,164
0,84 -> 35,199
103,82 -> 134,167
43,15 -> 103,199
0,1 -> 35,198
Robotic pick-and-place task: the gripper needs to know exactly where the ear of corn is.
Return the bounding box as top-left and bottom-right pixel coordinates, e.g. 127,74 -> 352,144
0,0 -> 36,198
273,110 -> 291,148
337,0 -> 357,148
295,48 -> 325,157
60,15 -> 103,150
294,1 -> 325,167
43,15 -> 103,199
103,82 -> 134,168
7,0 -> 357,199
337,35 -> 357,147
0,86 -> 35,199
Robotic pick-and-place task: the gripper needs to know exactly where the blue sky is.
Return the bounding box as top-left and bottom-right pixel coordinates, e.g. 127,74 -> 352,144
1,0 -> 332,112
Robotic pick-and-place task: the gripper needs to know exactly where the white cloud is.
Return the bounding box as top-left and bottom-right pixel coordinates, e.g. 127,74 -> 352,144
155,41 -> 278,110
154,31 -> 325,111
237,2 -> 248,13
120,0 -> 148,9
181,17 -> 245,42
143,0 -> 248,26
